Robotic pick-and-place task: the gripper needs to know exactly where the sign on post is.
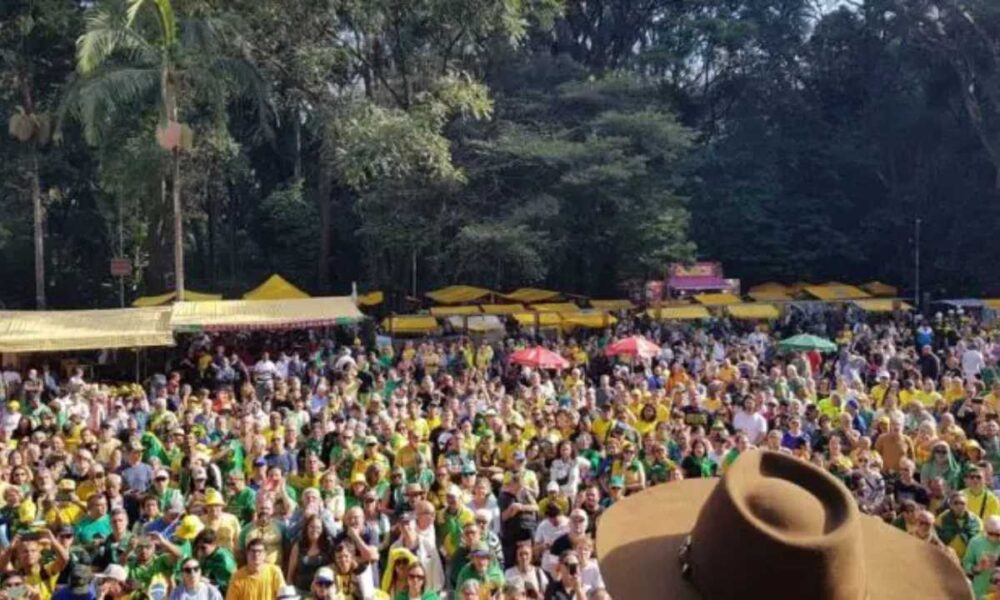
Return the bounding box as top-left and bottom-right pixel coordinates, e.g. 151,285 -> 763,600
110,258 -> 131,277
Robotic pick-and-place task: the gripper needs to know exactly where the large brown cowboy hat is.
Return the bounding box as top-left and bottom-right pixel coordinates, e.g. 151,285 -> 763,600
597,450 -> 972,599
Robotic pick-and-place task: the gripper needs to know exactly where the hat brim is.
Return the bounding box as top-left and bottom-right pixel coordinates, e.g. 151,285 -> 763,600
597,480 -> 972,600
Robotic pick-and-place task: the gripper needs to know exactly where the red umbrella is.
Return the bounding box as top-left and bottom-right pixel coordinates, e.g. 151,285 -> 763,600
509,346 -> 570,370
604,335 -> 661,359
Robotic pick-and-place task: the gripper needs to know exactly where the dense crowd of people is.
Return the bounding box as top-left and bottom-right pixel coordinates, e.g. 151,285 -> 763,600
0,306 -> 999,599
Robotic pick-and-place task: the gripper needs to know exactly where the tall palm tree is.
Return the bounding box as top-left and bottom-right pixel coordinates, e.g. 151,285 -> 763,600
66,0 -> 271,298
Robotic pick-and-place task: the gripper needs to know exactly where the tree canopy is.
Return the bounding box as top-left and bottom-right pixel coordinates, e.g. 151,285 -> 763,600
2,0 -> 999,308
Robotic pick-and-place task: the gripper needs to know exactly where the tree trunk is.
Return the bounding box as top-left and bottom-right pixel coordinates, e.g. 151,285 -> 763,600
317,166 -> 333,292
30,148 -> 45,309
172,148 -> 184,300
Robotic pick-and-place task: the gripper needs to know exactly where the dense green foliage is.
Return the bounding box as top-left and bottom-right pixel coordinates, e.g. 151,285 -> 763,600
2,0 -> 1000,308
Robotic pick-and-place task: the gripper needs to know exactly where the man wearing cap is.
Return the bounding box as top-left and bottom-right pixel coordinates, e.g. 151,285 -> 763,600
194,530 -> 236,596
44,480 -> 85,527
202,489 -> 241,553
306,567 -> 336,600
537,482 -> 569,518
437,485 -> 475,560
50,564 -> 95,600
93,564 -> 129,600
123,534 -> 176,593
152,469 -> 184,514
455,543 -> 503,598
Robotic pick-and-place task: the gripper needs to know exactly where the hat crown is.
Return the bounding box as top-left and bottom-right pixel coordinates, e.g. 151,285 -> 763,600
688,451 -> 867,599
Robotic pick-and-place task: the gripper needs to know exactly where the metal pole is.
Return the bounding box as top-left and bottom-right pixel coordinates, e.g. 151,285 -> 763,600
914,218 -> 921,309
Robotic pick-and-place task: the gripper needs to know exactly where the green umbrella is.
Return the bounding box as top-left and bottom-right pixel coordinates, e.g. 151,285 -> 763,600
776,334 -> 838,353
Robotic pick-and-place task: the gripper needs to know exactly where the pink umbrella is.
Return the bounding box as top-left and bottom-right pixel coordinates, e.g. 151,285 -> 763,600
509,346 -> 570,370
604,335 -> 661,359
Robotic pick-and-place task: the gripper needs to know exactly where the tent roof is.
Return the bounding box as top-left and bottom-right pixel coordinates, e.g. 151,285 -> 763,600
512,312 -> 563,327
852,299 -> 913,313
357,291 -> 384,307
561,311 -> 618,329
0,307 -> 174,353
590,299 -> 635,311
446,315 -> 504,332
426,285 -> 494,304
644,306 -> 711,321
694,293 -> 741,306
172,297 -> 362,332
804,284 -> 870,300
748,290 -> 793,301
132,290 -> 222,307
503,288 -> 561,303
381,315 -> 439,334
243,274 -> 309,301
861,281 -> 898,297
748,282 -> 788,293
726,303 -> 781,320
429,305 -> 482,317
481,303 -> 525,315
531,302 -> 579,313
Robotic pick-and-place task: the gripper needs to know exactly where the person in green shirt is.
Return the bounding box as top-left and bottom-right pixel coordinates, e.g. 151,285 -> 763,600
75,494 -> 112,547
963,516 -> 1000,598
194,529 -> 237,595
124,536 -> 175,592
225,471 -> 257,523
151,468 -> 184,513
454,544 -> 503,597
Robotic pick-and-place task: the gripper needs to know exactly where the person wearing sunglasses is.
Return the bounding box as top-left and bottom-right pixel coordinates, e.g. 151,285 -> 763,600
171,558 -> 222,600
395,563 -> 438,600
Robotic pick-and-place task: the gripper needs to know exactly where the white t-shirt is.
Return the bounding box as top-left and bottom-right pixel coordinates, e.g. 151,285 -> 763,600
733,411 -> 768,445
962,349 -> 985,379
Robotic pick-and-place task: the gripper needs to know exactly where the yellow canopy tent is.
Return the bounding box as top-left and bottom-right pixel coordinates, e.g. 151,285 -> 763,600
748,282 -> 788,293
429,305 -> 482,317
172,297 -> 362,332
481,303 -> 525,315
446,315 -> 504,332
132,290 -> 222,307
644,306 -> 711,320
726,303 -> 781,320
560,311 -> 618,329
425,285 -> 494,304
243,274 -> 309,300
381,315 -> 440,334
804,284 -> 870,301
503,288 -> 561,303
512,312 -> 563,327
357,291 -> 384,307
748,290 -> 792,301
693,293 -> 741,306
531,302 -> 579,313
0,307 -> 174,353
852,299 -> 913,313
590,299 -> 635,311
861,281 -> 898,297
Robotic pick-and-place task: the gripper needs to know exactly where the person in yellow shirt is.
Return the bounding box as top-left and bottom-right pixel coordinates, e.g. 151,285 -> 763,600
44,480 -> 85,527
203,489 -> 242,553
963,467 -> 1000,522
226,538 -> 285,600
